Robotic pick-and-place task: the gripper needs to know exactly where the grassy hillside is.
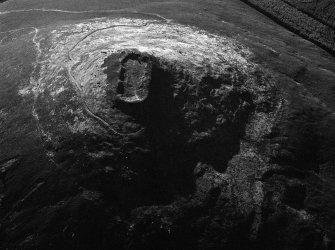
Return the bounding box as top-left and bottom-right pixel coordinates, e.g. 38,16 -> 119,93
241,0 -> 335,56
1,0 -> 335,249
0,0 -> 182,11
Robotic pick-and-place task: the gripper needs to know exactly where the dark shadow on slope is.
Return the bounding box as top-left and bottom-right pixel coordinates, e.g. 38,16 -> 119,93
112,52 -> 255,206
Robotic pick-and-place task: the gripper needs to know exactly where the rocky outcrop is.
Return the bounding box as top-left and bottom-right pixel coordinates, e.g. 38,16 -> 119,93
0,48 -> 282,249
1,15 -> 335,250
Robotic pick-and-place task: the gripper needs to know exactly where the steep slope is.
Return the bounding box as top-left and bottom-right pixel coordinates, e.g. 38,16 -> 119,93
1,0 -> 335,249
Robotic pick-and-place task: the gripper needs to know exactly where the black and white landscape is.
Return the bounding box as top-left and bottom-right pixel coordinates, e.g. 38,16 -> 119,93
0,0 -> 335,249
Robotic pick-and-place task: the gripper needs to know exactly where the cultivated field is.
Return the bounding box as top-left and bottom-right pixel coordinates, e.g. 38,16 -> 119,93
242,0 -> 335,55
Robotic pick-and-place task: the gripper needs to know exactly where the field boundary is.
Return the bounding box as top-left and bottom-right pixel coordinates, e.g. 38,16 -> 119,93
241,0 -> 335,56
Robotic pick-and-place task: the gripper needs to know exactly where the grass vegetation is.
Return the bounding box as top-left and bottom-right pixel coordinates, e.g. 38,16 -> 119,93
241,0 -> 335,56
283,0 -> 335,28
0,0 -> 335,248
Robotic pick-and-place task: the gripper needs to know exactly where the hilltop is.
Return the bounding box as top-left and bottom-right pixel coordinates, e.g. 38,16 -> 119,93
0,0 -> 335,249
